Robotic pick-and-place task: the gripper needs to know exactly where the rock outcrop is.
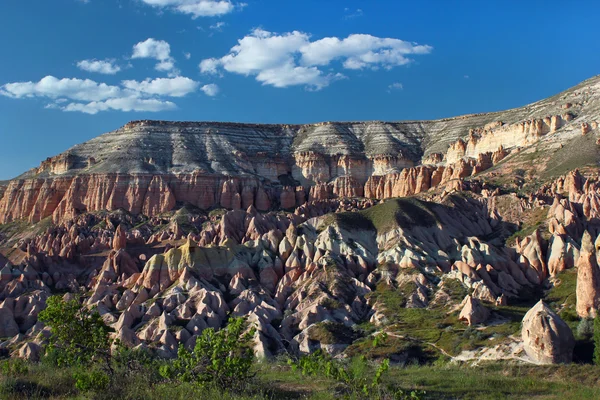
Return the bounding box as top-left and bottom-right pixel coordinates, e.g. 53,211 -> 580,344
459,295 -> 490,326
2,75 -> 599,224
576,231 -> 600,318
0,75 -> 600,363
522,301 -> 575,364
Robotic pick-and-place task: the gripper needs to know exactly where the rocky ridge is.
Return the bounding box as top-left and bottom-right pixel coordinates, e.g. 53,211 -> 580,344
1,75 -> 600,365
1,75 -> 599,225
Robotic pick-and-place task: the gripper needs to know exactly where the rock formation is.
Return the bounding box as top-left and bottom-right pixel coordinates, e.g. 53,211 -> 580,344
522,301 -> 575,364
0,74 -> 599,364
2,75 -> 599,224
576,231 -> 600,318
459,295 -> 490,326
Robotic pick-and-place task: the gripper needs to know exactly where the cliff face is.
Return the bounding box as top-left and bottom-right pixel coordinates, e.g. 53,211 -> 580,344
1,75 -> 600,223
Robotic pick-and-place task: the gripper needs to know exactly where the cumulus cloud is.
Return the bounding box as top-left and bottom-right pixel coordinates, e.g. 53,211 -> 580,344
63,98 -> 176,114
0,76 -> 121,102
199,29 -> 432,89
199,58 -> 221,75
77,59 -> 121,75
140,0 -> 240,19
200,83 -> 219,96
132,38 -> 179,75
0,75 -> 206,114
122,76 -> 199,97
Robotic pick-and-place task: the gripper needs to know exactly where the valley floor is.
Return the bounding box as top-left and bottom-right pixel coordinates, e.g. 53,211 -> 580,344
2,362 -> 600,400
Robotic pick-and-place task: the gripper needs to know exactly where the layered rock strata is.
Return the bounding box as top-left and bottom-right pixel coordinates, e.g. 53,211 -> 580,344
2,75 -> 599,224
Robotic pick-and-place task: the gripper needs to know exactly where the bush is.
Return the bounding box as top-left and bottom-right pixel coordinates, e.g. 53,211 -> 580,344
112,346 -> 160,379
0,358 -> 29,376
288,351 -> 393,398
372,332 -> 388,348
38,296 -> 112,369
577,318 -> 594,340
160,317 -> 256,390
594,315 -> 600,365
73,369 -> 110,392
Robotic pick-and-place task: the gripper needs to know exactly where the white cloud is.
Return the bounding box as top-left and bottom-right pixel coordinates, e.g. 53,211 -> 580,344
387,82 -> 403,92
0,76 -> 121,101
132,38 -> 179,75
184,52 -> 191,60
132,38 -> 171,61
140,0 -> 239,19
199,58 -> 221,75
63,98 -> 176,114
300,34 -> 432,68
200,83 -> 219,96
200,29 -> 432,89
77,59 -> 121,75
0,75 -> 200,114
210,21 -> 226,31
122,76 -> 199,97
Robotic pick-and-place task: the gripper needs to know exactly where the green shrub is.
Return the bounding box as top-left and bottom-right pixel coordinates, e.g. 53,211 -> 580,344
372,332 -> 388,348
0,358 -> 29,376
73,369 -> 110,392
288,351 -> 392,398
160,317 -> 256,390
112,346 -> 159,379
594,315 -> 600,365
38,296 -> 112,369
577,319 -> 594,340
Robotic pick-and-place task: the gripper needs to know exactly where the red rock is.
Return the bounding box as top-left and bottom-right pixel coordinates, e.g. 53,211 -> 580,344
113,224 -> 127,251
280,187 -> 296,209
255,187 -> 271,211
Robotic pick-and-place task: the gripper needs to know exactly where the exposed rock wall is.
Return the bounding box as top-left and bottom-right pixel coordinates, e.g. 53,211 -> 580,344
445,115 -> 565,164
2,75 -> 599,223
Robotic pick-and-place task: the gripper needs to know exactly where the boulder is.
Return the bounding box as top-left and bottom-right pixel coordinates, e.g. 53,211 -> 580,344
17,342 -> 41,362
521,300 -> 574,364
458,295 -> 489,326
0,307 -> 19,338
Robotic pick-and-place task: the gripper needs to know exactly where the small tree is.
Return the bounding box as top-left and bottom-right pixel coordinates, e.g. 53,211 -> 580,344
160,317 -> 256,390
38,296 -> 112,370
594,314 -> 600,365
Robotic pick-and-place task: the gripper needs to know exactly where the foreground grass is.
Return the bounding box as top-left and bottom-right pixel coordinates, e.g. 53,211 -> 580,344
3,361 -> 600,399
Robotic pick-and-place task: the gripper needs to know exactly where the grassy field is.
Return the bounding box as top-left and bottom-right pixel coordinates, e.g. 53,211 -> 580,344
3,361 -> 600,399
326,197 -> 440,234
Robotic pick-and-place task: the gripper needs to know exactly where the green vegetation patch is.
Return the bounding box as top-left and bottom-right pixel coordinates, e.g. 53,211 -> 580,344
364,279 -> 528,357
307,321 -> 362,345
362,198 -> 439,233
366,280 -> 419,320
387,363 -> 600,400
325,212 -> 375,232
440,278 -> 470,303
542,132 -> 600,179
505,206 -> 548,246
545,269 -> 579,327
0,219 -> 30,238
324,197 -> 440,234
345,334 -> 439,365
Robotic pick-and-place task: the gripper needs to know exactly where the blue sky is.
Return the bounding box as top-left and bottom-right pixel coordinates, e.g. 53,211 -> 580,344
1,0 -> 599,180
